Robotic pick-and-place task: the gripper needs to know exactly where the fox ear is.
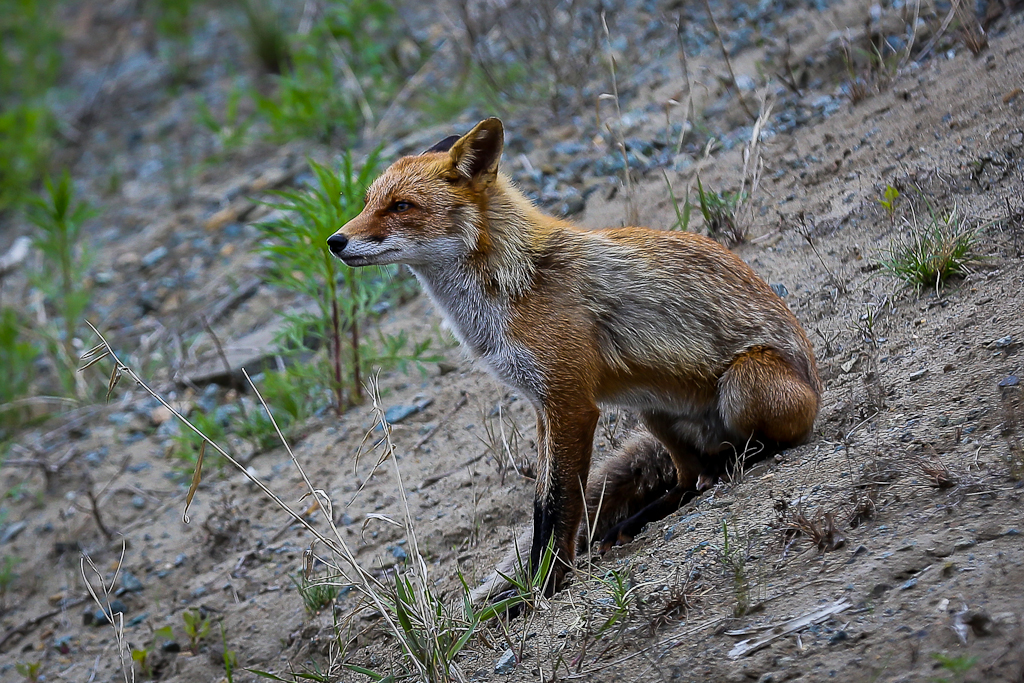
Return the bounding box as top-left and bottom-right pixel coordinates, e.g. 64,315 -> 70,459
449,118 -> 504,182
421,134 -> 460,154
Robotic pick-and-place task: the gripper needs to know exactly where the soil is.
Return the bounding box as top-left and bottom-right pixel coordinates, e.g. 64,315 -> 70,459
1,1 -> 1023,682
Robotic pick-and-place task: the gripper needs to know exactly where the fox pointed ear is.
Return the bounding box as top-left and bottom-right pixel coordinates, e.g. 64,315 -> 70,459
449,118 -> 504,183
421,134 -> 460,154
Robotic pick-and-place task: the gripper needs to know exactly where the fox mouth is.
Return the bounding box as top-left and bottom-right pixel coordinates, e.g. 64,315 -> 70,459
338,249 -> 400,266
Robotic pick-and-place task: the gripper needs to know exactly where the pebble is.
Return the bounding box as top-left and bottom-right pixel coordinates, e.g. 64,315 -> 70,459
770,283 -> 789,298
131,495 -> 147,509
999,375 -> 1019,387
494,648 -> 517,675
141,246 -> 169,269
384,397 -> 434,424
91,599 -> 128,626
121,571 -> 144,592
0,521 -> 28,544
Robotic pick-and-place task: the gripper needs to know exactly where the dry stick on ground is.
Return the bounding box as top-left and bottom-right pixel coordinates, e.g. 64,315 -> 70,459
799,214 -> 847,295
701,0 -> 756,121
0,597 -> 89,653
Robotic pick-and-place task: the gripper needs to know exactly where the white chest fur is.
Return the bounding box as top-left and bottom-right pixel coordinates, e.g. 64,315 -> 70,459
410,262 -> 546,404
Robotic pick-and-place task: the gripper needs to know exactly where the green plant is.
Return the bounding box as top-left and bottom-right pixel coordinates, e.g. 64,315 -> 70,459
239,0 -> 291,75
663,171 -> 692,232
292,571 -> 341,615
696,177 -> 744,244
131,625 -> 174,679
930,652 -> 978,683
15,660 -> 41,682
182,608 -> 211,652
195,88 -> 254,158
878,184 -> 900,217
27,172 -> 96,398
220,621 -> 237,683
172,407 -> 229,470
717,520 -> 751,618
258,154 -> 436,414
878,205 -> 979,294
0,0 -> 62,214
0,309 -> 38,425
594,565 -> 642,636
147,0 -> 202,89
236,365 -> 324,452
0,554 -> 22,608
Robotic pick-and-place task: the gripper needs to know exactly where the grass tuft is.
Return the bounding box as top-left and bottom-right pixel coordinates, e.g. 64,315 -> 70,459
878,205 -> 979,293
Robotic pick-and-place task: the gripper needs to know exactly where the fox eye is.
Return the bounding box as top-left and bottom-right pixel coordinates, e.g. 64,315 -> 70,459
391,200 -> 412,213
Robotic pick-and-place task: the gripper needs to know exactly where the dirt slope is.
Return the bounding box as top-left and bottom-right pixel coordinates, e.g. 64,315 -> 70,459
1,2 -> 1023,683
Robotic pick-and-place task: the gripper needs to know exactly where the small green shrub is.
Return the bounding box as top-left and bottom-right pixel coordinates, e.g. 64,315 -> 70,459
237,365 -> 325,451
182,608 -> 211,652
0,554 -> 23,607
878,206 -> 979,293
239,0 -> 291,75
878,184 -> 900,217
664,171 -> 692,232
27,172 -> 96,398
253,0 -> 424,143
696,177 -> 744,244
14,660 -> 41,682
195,87 -> 254,159
0,309 -> 38,424
293,572 -> 341,615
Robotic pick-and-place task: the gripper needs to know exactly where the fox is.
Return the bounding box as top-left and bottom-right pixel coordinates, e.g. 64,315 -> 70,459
327,117 -> 821,601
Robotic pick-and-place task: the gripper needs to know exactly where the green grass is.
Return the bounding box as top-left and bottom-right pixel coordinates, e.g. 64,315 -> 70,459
878,205 -> 979,293
696,177 -> 745,244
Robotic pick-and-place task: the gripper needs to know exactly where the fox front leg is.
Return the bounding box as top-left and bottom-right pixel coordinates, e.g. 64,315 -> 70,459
530,402 -> 600,595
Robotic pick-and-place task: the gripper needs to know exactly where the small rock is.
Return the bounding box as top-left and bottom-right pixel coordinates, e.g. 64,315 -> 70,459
390,545 -> 408,562
126,612 -> 149,627
869,583 -> 891,598
437,361 -> 458,375
900,578 -> 918,590
121,572 -> 144,593
1,521 -> 28,544
115,252 -> 141,270
999,375 -> 1019,388
150,405 -> 173,426
141,246 -> 169,269
93,599 -> 128,626
770,283 -> 789,298
161,640 -> 182,654
829,630 -> 849,644
385,397 -> 434,424
994,335 -> 1014,348
131,495 -> 146,510
494,648 -> 517,675
908,369 -> 927,381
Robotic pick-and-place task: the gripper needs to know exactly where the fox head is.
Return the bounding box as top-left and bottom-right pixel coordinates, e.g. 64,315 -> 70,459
327,118 -> 505,267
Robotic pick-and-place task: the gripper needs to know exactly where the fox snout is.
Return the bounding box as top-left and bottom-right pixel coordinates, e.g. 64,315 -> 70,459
326,233 -> 348,257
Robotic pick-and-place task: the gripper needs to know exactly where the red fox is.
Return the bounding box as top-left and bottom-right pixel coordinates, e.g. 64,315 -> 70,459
328,118 -> 821,600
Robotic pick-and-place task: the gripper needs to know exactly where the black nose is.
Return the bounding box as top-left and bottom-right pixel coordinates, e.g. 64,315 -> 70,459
327,233 -> 348,255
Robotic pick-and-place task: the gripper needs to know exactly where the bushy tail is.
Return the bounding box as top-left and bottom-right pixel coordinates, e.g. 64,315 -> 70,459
469,430 -> 677,605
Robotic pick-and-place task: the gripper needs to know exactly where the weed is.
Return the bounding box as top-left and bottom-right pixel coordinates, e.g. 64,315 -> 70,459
237,366 -> 324,452
716,520 -> 751,618
254,0 -> 422,143
293,571 -> 341,615
930,652 -> 977,683
259,154 -> 436,414
878,184 -> 900,218
663,171 -> 692,232
239,0 -> 291,75
220,622 -> 237,683
27,172 -> 96,398
182,608 -> 211,652
0,554 -> 22,608
0,309 -> 38,426
172,407 -> 229,471
15,661 -> 41,682
696,177 -> 744,244
775,501 -> 846,553
0,0 -> 61,213
878,205 -> 979,294
595,565 -> 642,636
195,88 -> 254,159
131,625 -> 174,679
